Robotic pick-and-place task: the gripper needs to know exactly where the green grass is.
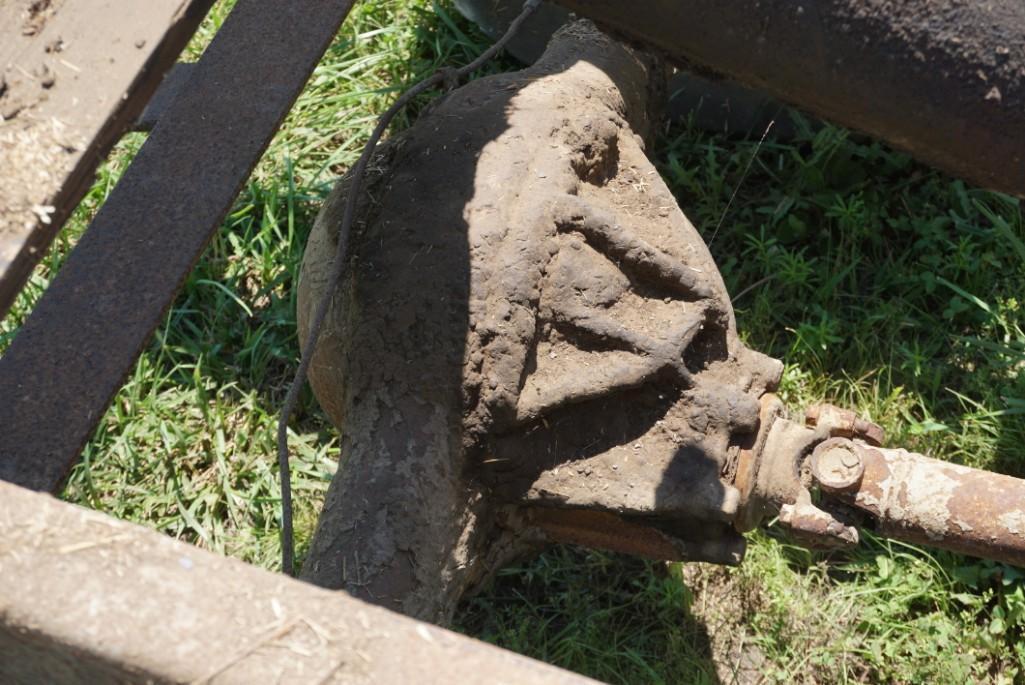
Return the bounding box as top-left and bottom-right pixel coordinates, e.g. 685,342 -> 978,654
2,1 -> 1023,682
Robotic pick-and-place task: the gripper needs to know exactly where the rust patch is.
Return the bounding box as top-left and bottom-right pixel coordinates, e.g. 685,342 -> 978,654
831,443 -> 1025,567
522,508 -> 685,560
805,403 -> 883,446
999,511 -> 1025,540
779,496 -> 858,549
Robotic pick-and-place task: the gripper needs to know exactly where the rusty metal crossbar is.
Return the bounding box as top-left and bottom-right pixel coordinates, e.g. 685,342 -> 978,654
550,0 -> 1025,198
0,482 -> 593,684
0,0 -> 357,492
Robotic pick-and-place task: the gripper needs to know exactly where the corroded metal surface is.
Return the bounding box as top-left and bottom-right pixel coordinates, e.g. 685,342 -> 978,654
740,405 -> 1025,567
550,0 -> 1025,197
0,0 -> 357,492
805,404 -> 883,447
518,507 -> 746,565
778,492 -> 859,549
828,443 -> 1025,567
809,438 -> 865,491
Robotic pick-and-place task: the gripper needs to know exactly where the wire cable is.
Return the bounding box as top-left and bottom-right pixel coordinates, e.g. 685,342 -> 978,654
276,0 -> 542,576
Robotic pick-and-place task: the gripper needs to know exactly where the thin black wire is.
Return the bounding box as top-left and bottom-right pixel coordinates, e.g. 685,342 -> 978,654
707,118 -> 775,249
276,0 -> 542,576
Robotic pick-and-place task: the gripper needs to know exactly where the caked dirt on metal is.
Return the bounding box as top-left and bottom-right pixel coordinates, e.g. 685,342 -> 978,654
296,20 -> 779,621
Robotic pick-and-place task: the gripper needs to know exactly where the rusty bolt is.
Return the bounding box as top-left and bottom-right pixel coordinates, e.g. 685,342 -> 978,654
810,439 -> 864,491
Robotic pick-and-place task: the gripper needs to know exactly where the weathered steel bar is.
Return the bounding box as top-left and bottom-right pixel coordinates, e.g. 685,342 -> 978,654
0,482 -> 593,684
0,0 -> 215,318
0,0 -> 358,493
134,62 -> 197,132
550,0 -> 1025,197
815,441 -> 1025,567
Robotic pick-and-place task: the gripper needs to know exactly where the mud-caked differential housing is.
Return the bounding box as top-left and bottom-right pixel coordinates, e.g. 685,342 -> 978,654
297,20 -> 789,613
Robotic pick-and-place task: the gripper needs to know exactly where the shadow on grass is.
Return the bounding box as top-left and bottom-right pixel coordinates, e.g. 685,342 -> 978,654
458,546 -> 721,685
658,117 -> 1024,470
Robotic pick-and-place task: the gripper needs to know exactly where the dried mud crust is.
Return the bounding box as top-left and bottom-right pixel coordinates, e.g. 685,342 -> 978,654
297,21 -> 781,621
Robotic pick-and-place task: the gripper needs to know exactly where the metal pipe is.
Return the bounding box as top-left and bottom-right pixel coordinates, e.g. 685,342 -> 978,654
817,442 -> 1025,567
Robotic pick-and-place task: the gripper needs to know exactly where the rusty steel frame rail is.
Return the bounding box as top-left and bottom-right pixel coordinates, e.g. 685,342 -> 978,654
551,0 -> 1025,197
0,0 -> 359,492
0,481 -> 593,684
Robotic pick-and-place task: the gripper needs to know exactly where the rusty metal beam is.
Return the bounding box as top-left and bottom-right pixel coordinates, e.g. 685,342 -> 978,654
0,482 -> 594,684
133,62 -> 197,132
0,0 -> 215,318
551,0 -> 1025,197
0,0 -> 357,492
